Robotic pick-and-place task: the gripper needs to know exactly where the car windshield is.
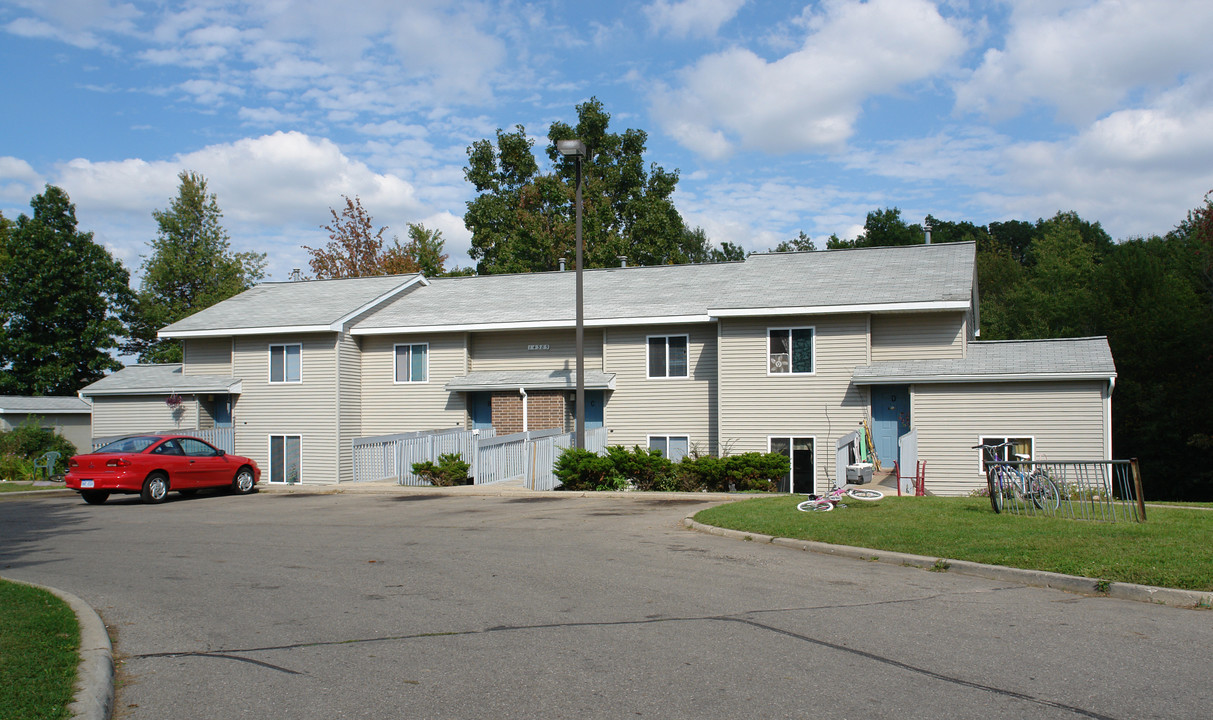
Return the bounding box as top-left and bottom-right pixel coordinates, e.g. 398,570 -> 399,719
94,436 -> 160,454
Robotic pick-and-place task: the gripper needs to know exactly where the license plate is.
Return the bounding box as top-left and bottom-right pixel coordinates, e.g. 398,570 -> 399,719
80,480 -> 94,488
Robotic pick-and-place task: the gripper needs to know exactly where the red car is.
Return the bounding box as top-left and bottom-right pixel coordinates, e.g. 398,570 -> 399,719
66,435 -> 260,505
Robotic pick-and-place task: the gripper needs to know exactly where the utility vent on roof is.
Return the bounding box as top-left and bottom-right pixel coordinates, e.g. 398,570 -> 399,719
289,268 -> 304,282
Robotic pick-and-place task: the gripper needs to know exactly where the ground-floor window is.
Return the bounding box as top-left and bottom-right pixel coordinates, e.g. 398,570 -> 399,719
978,436 -> 1034,474
648,435 -> 689,463
770,436 -> 814,494
269,435 -> 301,484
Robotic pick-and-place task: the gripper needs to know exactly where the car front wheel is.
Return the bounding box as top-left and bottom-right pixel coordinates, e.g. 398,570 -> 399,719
141,473 -> 169,504
232,466 -> 256,494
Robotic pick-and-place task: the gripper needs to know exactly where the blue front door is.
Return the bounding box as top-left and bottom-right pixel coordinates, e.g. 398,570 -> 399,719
871,385 -> 910,468
585,391 -> 604,429
469,393 -> 493,430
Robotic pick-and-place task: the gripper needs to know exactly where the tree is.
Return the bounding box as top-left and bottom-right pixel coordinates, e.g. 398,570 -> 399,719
464,97 -> 730,273
304,196 -> 450,279
0,185 -> 133,395
773,231 -> 816,253
124,172 -> 266,363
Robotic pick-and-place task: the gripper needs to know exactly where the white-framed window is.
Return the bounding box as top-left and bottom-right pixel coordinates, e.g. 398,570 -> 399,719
269,435 -> 301,484
647,335 -> 689,378
394,343 -> 429,383
977,436 -> 1034,474
269,343 -> 302,383
769,436 -> 815,494
648,435 -> 690,463
768,327 -> 814,375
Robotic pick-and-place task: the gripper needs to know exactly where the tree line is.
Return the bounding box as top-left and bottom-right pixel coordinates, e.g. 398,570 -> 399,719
1,97 -> 1208,499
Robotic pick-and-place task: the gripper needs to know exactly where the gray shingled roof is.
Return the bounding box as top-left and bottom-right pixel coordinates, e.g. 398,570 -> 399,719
159,274 -> 422,336
851,337 -> 1116,383
0,396 -> 91,413
355,242 -> 976,332
80,365 -> 243,396
444,370 -> 617,392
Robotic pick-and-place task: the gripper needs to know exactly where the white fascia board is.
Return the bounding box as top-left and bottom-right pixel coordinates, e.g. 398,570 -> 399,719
83,380 -> 243,397
851,372 -> 1117,385
352,314 -> 714,336
0,407 -> 92,414
709,300 -> 971,318
160,325 -> 334,339
332,275 -> 429,329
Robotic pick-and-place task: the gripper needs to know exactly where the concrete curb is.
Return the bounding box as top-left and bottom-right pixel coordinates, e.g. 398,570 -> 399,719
4,578 -> 113,720
682,517 -> 1213,610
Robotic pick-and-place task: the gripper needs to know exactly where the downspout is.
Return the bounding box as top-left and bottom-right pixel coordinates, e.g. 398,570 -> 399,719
519,387 -> 528,433
1106,376 -> 1116,459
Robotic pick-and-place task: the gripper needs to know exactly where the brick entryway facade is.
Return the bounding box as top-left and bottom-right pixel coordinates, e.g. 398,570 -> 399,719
488,390 -> 567,435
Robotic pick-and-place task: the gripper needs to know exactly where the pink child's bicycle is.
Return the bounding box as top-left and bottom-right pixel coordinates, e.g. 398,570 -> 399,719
796,484 -> 884,512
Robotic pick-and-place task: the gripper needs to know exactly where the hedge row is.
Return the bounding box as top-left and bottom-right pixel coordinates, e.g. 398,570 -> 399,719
553,445 -> 790,492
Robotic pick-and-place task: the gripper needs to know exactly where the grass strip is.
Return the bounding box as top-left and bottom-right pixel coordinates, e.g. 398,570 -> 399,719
0,579 -> 79,720
694,496 -> 1213,592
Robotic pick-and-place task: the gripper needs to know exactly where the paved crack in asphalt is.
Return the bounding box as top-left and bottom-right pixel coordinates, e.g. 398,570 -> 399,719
129,586 -> 1115,719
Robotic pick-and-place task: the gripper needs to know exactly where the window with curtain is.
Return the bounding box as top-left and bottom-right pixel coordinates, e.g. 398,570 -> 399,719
768,328 -> 813,374
394,343 -> 429,383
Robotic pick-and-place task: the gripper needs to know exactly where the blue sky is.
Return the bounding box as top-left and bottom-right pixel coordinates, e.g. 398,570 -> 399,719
2,0 -> 1211,282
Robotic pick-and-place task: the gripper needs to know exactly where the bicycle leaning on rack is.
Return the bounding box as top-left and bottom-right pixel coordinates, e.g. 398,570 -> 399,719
797,484 -> 884,512
972,442 -> 1061,514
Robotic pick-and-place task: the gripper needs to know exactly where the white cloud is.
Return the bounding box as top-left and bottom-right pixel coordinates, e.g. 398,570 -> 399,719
3,0 -> 139,50
0,157 -> 45,205
48,132 -> 431,280
645,0 -> 747,39
955,0 -> 1213,124
651,0 -> 967,158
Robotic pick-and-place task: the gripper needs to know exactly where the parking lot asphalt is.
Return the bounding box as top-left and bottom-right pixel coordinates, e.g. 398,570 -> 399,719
2,488 -> 1210,720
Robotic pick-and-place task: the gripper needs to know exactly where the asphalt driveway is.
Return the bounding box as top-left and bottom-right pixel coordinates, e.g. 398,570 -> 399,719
1,489 -> 1208,719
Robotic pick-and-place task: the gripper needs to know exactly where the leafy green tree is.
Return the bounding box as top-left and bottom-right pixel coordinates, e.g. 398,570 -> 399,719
124,172 -> 266,363
773,231 -> 816,253
464,97 -> 729,273
0,185 -> 133,395
401,223 -> 449,277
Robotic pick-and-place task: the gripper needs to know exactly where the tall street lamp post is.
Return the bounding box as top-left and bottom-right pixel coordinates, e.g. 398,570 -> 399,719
556,139 -> 587,450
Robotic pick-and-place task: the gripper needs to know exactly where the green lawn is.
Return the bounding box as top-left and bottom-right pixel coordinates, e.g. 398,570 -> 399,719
0,580 -> 79,720
694,496 -> 1213,592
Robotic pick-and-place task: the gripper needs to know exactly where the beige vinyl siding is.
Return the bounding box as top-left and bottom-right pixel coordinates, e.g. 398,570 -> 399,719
718,315 -> 869,493
232,333 -> 339,484
360,333 -> 468,434
182,338 -> 233,375
2,412 -> 91,454
336,333 -> 362,482
470,329 -> 603,372
602,324 -> 716,454
90,395 -> 202,438
912,381 -> 1111,496
870,312 -> 965,361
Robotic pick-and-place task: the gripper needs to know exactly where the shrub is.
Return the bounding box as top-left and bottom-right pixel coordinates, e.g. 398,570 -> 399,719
606,445 -> 673,491
0,418 -> 77,479
554,448 -> 626,491
673,455 -> 728,492
0,454 -> 36,482
411,453 -> 471,486
724,452 -> 790,492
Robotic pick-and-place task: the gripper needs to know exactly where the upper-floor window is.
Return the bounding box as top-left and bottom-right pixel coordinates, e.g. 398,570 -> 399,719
768,327 -> 814,374
395,343 -> 429,383
648,335 -> 688,378
269,344 -> 301,383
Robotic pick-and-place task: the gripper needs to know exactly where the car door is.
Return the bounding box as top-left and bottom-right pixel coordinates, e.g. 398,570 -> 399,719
178,437 -> 229,487
150,438 -> 194,488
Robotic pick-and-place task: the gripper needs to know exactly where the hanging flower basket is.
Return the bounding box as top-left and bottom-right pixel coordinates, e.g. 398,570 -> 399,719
165,393 -> 183,408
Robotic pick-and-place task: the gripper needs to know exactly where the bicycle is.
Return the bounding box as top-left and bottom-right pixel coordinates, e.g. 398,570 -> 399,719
972,442 -> 1061,514
797,484 -> 884,512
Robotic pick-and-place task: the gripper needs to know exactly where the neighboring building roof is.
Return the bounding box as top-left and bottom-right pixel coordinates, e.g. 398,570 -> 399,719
0,396 -> 91,414
354,242 -> 977,334
444,370 -> 617,392
159,274 -> 426,338
851,337 -> 1117,384
79,365 -> 243,397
